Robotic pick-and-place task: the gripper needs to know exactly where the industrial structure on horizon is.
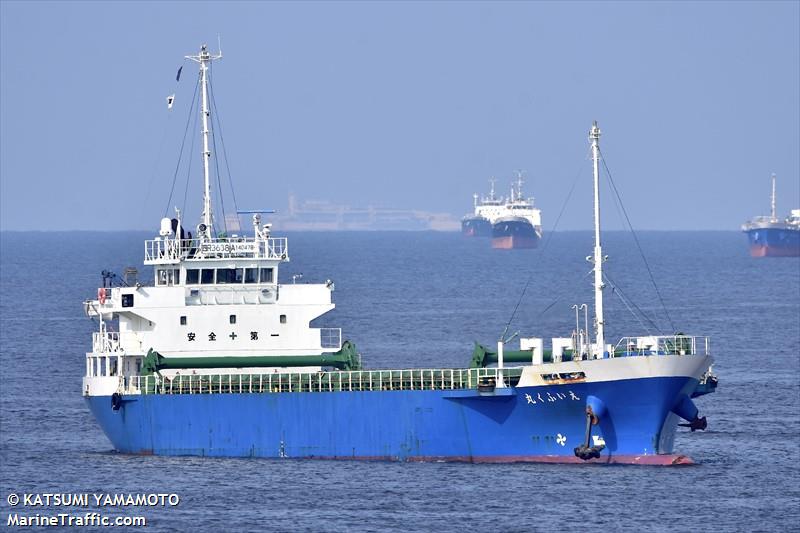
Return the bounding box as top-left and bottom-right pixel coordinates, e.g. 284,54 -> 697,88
265,193 -> 460,231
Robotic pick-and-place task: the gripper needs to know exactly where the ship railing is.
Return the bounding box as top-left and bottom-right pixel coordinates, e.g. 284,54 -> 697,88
320,328 -> 342,350
144,237 -> 288,264
123,367 -> 524,396
91,330 -> 142,354
614,335 -> 709,357
92,332 -> 122,353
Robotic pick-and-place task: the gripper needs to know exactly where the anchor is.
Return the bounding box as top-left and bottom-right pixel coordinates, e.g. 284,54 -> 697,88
574,405 -> 606,460
672,394 -> 708,432
110,392 -> 137,411
111,392 -> 123,411
678,416 -> 708,432
574,396 -> 606,461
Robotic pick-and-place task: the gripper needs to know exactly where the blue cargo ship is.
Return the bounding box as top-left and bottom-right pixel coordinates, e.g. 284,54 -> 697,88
461,216 -> 492,237
491,173 -> 542,249
741,174 -> 800,257
83,46 -> 716,464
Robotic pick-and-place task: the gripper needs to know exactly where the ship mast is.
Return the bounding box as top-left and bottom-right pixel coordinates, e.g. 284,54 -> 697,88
186,44 -> 222,239
770,173 -> 777,221
589,122 -> 605,358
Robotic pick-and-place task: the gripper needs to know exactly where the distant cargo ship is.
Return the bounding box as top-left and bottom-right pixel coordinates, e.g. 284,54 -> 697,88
491,173 -> 542,249
741,174 -> 800,257
461,178 -> 504,237
462,175 -> 543,249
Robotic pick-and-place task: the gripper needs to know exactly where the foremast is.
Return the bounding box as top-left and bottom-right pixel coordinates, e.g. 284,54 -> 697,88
513,171 -> 525,203
770,173 -> 777,222
186,44 -> 223,240
589,122 -> 605,357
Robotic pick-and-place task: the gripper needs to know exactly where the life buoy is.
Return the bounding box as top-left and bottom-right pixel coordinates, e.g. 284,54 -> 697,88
98,287 -> 107,304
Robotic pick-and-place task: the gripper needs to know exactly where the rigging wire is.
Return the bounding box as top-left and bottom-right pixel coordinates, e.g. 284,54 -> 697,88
535,267 -> 595,319
207,66 -> 240,216
181,96 -> 200,222
206,63 -> 229,235
164,74 -> 200,217
603,272 -> 659,334
140,62 -> 186,226
213,129 -> 229,235
501,150 -> 590,339
140,114 -> 173,225
598,148 -> 676,332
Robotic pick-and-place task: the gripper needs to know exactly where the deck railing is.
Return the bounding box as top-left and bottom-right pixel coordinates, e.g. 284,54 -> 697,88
144,237 -> 288,264
613,335 -> 709,357
118,367 -> 523,396
92,332 -> 121,353
91,331 -> 141,354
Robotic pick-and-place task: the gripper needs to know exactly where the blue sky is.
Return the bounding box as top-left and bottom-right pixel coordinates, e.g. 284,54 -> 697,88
1,1 -> 798,231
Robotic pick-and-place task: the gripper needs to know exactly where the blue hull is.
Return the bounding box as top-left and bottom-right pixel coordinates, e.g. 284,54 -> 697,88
87,375 -> 698,463
744,228 -> 800,257
461,217 -> 492,237
491,219 -> 539,249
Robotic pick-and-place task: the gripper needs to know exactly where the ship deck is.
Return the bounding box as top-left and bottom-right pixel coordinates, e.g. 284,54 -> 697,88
118,367 -> 523,395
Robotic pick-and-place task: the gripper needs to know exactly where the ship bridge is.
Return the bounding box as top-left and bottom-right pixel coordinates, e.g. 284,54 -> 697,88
144,236 -> 288,265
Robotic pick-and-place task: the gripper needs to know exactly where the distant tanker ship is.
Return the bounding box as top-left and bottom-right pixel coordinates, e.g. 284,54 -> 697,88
491,173 -> 542,249
462,174 -> 543,249
741,174 -> 800,257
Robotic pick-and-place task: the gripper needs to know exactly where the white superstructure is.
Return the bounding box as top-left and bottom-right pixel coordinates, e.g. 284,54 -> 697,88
492,172 -> 543,232
471,178 -> 506,222
741,173 -> 800,231
83,45 -> 345,397
468,175 -> 543,231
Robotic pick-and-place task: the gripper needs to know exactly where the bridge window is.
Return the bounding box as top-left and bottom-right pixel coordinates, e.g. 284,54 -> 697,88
156,269 -> 180,286
186,269 -> 199,284
217,268 -> 243,284
121,294 -> 134,307
244,268 -> 258,284
260,268 -> 274,283
201,269 -> 215,284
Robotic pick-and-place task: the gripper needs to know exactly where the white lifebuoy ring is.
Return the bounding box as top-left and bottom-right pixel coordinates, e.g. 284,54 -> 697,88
98,287 -> 107,304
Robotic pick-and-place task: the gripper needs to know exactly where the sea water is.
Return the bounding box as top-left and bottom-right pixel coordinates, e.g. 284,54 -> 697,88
1,231 -> 798,532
